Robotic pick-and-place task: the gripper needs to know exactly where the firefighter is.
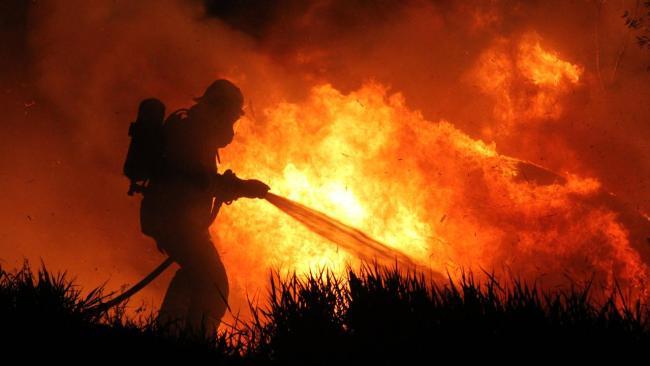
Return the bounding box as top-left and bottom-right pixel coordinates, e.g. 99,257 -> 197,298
139,79 -> 269,335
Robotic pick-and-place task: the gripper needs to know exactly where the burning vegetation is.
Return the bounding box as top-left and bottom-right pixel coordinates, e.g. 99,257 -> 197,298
1,0 -> 650,331
219,69 -> 648,308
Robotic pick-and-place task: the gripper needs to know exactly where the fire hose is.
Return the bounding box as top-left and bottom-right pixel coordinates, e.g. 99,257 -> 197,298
90,192 -> 416,314
89,174 -> 265,314
89,257 -> 174,314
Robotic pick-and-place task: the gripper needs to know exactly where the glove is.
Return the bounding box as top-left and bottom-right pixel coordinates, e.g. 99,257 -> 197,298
241,179 -> 270,199
213,170 -> 270,200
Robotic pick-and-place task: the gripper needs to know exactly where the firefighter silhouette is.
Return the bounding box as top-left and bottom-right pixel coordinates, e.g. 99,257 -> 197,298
137,80 -> 269,334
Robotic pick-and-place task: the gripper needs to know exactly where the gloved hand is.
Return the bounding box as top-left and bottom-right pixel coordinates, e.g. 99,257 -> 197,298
241,179 -> 270,199
214,170 -> 270,200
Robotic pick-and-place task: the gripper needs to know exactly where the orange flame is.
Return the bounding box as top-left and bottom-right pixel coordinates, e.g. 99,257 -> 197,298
472,33 -> 583,128
214,79 -> 648,316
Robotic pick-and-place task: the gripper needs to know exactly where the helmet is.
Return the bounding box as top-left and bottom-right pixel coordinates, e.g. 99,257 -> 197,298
194,79 -> 243,109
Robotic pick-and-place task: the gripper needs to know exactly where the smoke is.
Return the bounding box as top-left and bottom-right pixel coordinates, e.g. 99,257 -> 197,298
1,0 -> 649,320
0,0 -> 278,309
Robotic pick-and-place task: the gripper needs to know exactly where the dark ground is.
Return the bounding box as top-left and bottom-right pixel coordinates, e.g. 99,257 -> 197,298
1,260 -> 648,363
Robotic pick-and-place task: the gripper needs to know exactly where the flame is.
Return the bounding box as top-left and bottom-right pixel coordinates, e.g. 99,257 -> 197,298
7,0 -> 650,326
518,37 -> 582,86
214,79 -> 648,315
472,33 -> 583,128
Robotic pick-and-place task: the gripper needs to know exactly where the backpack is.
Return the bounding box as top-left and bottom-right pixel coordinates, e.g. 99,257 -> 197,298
123,98 -> 166,195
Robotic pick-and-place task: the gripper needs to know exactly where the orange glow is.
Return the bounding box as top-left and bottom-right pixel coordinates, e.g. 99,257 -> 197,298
214,81 -> 648,317
472,33 -> 583,126
4,0 -> 650,330
518,37 -> 582,86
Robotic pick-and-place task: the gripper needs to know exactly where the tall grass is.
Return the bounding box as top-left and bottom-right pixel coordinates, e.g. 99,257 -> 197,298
0,261 -> 242,362
1,261 -> 648,362
246,265 -> 649,363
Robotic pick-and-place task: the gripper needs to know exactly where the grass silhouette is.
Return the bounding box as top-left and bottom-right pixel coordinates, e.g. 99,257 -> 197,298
1,260 -> 648,362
